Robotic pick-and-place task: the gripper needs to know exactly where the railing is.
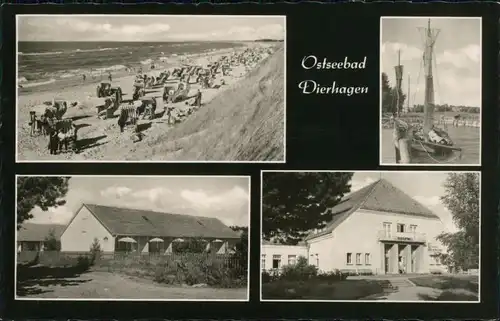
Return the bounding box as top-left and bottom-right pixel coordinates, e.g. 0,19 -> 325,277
377,230 -> 427,243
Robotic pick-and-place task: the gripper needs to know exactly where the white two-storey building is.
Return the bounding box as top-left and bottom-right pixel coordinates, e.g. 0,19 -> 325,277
262,179 -> 448,274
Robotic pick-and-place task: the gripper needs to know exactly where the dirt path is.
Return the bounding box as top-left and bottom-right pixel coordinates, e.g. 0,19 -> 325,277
17,271 -> 247,300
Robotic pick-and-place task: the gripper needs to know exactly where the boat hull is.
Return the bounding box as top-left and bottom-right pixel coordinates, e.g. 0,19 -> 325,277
410,140 -> 462,163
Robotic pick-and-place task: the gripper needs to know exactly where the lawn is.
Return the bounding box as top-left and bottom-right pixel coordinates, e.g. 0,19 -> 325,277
262,279 -> 391,300
409,275 -> 479,301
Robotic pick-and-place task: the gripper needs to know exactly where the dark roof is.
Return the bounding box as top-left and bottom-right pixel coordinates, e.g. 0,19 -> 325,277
78,204 -> 240,239
306,179 -> 439,241
17,223 -> 65,242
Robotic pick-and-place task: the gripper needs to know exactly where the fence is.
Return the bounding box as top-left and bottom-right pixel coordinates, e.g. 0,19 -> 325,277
17,250 -> 244,270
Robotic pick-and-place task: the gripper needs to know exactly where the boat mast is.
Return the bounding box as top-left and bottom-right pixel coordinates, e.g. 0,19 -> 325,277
394,50 -> 403,117
422,18 -> 440,138
407,74 -> 410,113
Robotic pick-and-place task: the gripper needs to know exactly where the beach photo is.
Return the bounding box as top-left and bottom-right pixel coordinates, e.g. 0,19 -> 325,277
261,171 -> 480,302
16,15 -> 285,162
15,175 -> 250,301
380,17 -> 481,165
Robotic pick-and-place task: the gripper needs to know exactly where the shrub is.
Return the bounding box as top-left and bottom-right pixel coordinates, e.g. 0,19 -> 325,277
43,229 -> 61,251
316,270 -> 348,283
89,238 -> 102,265
76,255 -> 91,272
279,256 -> 317,281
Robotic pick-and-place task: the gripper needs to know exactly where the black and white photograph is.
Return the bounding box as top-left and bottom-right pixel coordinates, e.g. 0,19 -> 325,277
16,15 -> 285,162
261,171 -> 480,302
380,17 -> 481,165
15,175 -> 250,301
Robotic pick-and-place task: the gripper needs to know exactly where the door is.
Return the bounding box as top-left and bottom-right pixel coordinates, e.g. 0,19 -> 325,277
384,255 -> 390,274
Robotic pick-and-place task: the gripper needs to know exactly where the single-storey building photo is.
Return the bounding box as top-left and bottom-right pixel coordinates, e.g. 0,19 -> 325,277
17,223 -> 65,252
60,203 -> 240,255
261,171 -> 480,302
16,175 -> 250,301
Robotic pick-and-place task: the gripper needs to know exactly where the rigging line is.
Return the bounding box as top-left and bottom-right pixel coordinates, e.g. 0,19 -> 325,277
432,49 -> 442,107
412,57 -> 424,109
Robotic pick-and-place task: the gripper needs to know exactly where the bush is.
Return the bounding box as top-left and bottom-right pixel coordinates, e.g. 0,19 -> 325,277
89,238 -> 102,265
279,256 -> 317,281
316,270 -> 348,283
76,255 -> 91,272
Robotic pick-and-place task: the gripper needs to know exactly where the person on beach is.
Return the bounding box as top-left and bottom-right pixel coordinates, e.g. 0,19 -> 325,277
82,74 -> 86,82
191,89 -> 202,108
108,72 -> 112,82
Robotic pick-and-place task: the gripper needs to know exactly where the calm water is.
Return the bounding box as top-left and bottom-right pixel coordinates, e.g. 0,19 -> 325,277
381,126 -> 480,164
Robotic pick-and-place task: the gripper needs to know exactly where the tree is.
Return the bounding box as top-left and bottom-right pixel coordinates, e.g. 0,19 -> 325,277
89,237 -> 102,265
381,72 -> 406,114
262,172 -> 353,245
230,226 -> 248,275
436,173 -> 480,271
17,177 -> 71,229
381,72 -> 393,114
43,228 -> 61,251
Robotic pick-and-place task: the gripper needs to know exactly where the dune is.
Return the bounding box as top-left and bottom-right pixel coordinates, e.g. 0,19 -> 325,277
137,45 -> 285,161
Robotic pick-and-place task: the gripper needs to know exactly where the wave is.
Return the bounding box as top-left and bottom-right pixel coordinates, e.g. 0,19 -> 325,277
18,47 -> 120,57
19,78 -> 56,88
93,64 -> 128,72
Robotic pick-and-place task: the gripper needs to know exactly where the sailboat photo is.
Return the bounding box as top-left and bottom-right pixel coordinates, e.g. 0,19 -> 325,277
380,17 -> 481,165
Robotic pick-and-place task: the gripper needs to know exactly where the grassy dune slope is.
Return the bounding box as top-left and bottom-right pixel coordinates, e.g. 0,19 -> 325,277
144,45 -> 285,161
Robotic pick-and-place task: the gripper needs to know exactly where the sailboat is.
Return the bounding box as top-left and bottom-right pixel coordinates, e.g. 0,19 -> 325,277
393,19 -> 462,164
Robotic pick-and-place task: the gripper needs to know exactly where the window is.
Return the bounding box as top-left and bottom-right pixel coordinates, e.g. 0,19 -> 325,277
346,252 -> 352,265
288,255 -> 297,266
365,253 -> 371,265
383,222 -> 392,237
261,255 -> 266,271
356,253 -> 362,265
410,225 -> 417,233
272,255 -> 281,269
397,223 -> 405,233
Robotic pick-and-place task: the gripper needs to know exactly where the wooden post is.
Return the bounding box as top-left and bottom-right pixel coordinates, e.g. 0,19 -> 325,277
397,138 -> 411,164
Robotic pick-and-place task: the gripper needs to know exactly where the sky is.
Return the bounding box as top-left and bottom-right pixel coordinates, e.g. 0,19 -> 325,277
18,15 -> 285,42
24,176 -> 250,227
349,171 -> 479,233
381,17 -> 481,107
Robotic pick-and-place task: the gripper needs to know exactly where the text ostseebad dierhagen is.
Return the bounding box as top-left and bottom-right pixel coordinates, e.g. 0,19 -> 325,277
298,55 -> 369,96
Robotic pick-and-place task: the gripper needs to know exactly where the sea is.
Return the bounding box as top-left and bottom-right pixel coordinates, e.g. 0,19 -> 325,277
18,41 -> 244,88
381,126 -> 481,164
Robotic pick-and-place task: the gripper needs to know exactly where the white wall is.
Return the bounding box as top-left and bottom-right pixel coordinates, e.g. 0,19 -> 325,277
308,208 -> 447,274
261,244 -> 307,271
60,206 -> 115,252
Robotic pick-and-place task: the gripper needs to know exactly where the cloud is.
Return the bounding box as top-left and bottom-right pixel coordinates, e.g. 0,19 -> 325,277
437,44 -> 480,68
382,42 -> 423,61
98,185 -> 249,227
132,187 -> 171,202
350,177 -> 376,192
181,186 -> 249,209
169,23 -> 284,41
29,205 -> 74,225
413,195 -> 459,233
413,195 -> 441,207
100,186 -> 132,199
56,18 -> 171,36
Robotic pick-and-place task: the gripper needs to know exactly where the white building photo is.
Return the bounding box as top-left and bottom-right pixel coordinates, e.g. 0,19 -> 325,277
262,176 -> 452,275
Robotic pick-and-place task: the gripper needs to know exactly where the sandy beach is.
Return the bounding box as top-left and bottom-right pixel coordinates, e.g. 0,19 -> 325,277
17,42 -> 284,161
